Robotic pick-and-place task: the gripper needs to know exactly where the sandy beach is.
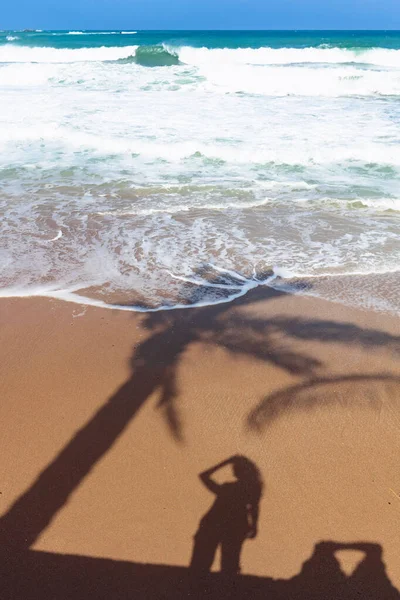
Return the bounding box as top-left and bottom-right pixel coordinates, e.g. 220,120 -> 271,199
1,289 -> 400,598
2,22 -> 400,600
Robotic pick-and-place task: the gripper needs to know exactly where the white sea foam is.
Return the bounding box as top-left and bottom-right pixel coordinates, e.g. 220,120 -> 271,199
96,196 -> 272,216
1,44 -> 400,97
198,63 -> 400,96
176,45 -> 400,68
348,197 -> 400,211
46,230 -> 63,242
0,44 -> 138,63
1,43 -> 400,69
0,39 -> 399,314
51,31 -> 119,35
1,122 -> 399,167
0,272 -> 264,312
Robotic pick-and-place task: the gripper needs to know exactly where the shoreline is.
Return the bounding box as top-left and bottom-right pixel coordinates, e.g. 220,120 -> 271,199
1,290 -> 400,593
1,266 -> 399,318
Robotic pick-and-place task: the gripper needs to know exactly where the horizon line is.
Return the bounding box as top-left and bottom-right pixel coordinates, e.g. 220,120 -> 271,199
2,28 -> 400,32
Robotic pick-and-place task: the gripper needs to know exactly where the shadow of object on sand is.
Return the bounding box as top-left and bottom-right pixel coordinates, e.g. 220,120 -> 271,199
1,541 -> 398,600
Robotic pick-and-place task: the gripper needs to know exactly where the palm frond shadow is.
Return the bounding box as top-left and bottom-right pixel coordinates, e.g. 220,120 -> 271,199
1,268 -> 400,555
247,374 -> 400,431
137,306 -> 400,441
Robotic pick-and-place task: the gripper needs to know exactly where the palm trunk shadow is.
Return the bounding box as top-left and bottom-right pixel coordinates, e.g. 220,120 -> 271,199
0,367 -> 161,549
2,273 -> 399,554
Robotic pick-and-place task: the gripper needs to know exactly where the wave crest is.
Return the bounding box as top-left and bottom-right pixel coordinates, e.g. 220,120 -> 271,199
121,45 -> 180,67
176,45 -> 400,69
2,43 -> 400,70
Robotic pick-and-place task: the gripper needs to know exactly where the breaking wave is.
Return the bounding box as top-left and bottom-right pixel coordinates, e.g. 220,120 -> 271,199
2,43 -> 400,69
0,43 -> 178,67
121,45 -> 180,67
176,45 -> 400,68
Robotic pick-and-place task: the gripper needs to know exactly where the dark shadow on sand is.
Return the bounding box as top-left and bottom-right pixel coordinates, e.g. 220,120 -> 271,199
1,541 -> 399,599
247,373 -> 400,431
1,266 -> 400,589
190,455 -> 263,576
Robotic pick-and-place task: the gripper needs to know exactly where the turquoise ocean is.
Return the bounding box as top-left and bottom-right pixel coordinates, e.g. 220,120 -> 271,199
0,30 -> 399,312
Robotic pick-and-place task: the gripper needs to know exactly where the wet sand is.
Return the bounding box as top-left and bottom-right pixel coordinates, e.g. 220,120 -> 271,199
1,289 -> 400,597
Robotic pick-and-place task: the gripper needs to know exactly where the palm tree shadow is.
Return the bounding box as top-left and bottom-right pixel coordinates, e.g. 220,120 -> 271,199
247,374 -> 400,432
1,265 -> 400,554
0,268 -> 285,549
130,268 -> 321,442
135,266 -> 400,441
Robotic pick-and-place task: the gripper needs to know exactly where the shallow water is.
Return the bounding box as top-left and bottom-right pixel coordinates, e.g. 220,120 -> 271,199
0,31 -> 399,312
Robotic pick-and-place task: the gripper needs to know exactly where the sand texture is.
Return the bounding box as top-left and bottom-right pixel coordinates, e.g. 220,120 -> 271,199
0,289 -> 400,598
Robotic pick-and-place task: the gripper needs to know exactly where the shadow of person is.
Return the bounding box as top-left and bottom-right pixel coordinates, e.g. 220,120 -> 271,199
190,455 -> 263,578
288,541 -> 399,600
347,542 -> 399,600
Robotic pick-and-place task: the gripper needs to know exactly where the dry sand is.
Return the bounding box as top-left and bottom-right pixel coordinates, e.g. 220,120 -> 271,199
0,288 -> 400,597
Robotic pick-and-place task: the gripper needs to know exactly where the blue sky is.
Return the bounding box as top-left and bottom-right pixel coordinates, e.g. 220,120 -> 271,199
2,0 -> 400,30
